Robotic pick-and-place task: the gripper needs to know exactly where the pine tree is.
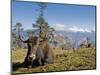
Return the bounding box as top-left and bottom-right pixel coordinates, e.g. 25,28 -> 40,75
33,2 -> 55,40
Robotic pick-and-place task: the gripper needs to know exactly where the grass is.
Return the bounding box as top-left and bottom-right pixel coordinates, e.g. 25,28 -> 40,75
12,48 -> 96,74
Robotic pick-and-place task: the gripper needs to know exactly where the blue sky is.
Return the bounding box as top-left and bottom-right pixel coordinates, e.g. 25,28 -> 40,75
12,0 -> 96,32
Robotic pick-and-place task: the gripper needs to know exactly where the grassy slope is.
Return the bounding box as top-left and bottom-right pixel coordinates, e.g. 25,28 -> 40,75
12,48 -> 96,74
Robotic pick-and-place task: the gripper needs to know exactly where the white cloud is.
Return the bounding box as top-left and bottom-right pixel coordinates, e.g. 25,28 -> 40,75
51,24 -> 92,33
51,24 -> 66,31
68,26 -> 91,33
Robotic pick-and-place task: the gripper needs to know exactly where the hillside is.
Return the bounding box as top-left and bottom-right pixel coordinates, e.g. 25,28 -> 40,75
12,48 -> 96,74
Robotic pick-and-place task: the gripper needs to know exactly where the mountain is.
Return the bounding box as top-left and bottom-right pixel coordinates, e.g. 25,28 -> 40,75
12,29 -> 96,44
55,30 -> 95,43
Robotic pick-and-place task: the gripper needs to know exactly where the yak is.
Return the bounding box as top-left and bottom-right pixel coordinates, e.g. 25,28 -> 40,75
19,36 -> 54,68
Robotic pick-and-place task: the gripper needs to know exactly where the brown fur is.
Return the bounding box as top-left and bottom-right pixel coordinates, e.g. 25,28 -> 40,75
35,39 -> 54,65
20,36 -> 54,68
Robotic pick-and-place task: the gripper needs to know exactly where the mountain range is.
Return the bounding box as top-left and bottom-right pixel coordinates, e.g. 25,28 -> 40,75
55,30 -> 95,43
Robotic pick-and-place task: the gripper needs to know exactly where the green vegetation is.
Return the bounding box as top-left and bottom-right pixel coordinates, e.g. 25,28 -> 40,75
12,48 -> 96,74
33,3 -> 55,39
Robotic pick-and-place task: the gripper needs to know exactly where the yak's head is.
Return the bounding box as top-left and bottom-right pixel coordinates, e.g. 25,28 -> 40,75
19,35 -> 43,64
28,36 -> 42,62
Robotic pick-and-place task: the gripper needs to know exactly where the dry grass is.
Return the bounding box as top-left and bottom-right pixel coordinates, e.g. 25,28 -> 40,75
12,48 -> 96,74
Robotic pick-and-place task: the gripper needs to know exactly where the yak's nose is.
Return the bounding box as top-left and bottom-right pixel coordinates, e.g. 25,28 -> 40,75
29,54 -> 36,60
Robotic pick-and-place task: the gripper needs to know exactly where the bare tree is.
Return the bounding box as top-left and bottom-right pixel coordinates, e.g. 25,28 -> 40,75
12,22 -> 24,49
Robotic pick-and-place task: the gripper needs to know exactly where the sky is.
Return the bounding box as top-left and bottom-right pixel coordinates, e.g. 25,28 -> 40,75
12,0 -> 96,32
